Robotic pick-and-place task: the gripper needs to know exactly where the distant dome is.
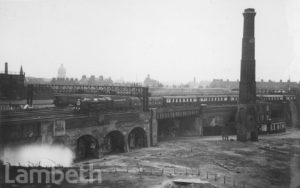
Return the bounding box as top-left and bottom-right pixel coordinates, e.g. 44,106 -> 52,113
57,64 -> 66,78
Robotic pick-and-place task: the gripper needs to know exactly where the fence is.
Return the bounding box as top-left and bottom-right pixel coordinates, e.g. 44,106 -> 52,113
77,163 -> 250,188
1,163 -> 251,187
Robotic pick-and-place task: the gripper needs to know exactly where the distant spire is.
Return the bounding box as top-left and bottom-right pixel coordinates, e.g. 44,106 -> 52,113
5,62 -> 8,74
57,64 -> 66,78
20,65 -> 23,75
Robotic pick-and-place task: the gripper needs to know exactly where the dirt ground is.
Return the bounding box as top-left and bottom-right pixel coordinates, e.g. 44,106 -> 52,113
75,128 -> 300,188
3,129 -> 299,188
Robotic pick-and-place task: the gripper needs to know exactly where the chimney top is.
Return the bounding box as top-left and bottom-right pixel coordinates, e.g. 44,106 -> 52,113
244,8 -> 256,13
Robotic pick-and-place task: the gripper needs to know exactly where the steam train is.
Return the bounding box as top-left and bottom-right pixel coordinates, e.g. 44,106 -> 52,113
54,94 -> 240,113
54,92 -> 297,113
54,94 -> 144,112
78,96 -> 143,112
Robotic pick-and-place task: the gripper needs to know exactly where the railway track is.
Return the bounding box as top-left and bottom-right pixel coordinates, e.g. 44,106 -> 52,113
0,107 -> 71,116
0,107 -> 88,124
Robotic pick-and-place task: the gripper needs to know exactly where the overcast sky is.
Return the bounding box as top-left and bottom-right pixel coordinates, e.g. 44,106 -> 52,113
0,0 -> 299,83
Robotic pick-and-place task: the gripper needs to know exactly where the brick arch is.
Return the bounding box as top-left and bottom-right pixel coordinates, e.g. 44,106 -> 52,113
127,126 -> 147,149
72,129 -> 102,144
76,134 -> 100,160
127,125 -> 147,136
102,130 -> 125,154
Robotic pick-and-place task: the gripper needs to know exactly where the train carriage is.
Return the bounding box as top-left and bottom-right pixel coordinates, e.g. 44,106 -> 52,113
162,96 -> 198,107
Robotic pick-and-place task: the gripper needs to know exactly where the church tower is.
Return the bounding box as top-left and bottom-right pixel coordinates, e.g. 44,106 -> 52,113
236,8 -> 258,141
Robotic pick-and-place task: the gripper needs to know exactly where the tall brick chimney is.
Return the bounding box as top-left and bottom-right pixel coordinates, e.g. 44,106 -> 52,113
236,8 -> 258,142
239,8 -> 256,104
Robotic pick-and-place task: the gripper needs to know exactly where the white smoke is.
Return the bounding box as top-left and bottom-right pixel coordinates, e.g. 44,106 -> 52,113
1,144 -> 74,167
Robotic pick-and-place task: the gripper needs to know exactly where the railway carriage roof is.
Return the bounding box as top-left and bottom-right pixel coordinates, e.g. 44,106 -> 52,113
258,95 -> 287,97
149,88 -> 235,96
162,95 -> 236,98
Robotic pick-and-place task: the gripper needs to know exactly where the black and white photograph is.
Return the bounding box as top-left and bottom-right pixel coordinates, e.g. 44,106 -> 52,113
0,0 -> 300,187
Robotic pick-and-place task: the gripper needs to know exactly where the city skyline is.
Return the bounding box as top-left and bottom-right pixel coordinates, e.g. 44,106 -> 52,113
0,0 -> 299,83
2,62 -> 299,86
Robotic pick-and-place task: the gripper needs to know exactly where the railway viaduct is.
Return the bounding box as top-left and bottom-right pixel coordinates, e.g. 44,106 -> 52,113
0,104 -> 238,160
0,85 -> 298,161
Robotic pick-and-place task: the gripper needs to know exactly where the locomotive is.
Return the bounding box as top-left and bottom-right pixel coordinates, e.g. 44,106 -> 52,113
54,95 -> 143,113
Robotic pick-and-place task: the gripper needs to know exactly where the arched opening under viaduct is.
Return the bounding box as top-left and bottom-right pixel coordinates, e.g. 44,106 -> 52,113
157,117 -> 199,141
128,127 -> 147,149
103,131 -> 125,154
202,114 -> 236,136
157,119 -> 176,141
76,135 -> 99,160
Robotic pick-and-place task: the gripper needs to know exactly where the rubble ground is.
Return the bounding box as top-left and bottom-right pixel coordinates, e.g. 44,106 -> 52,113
76,128 -> 300,188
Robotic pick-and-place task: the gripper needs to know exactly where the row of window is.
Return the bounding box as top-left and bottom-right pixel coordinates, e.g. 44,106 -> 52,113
260,122 -> 286,132
270,122 -> 286,131
149,99 -> 163,105
258,114 -> 270,121
165,98 -> 197,103
165,95 -> 296,104
258,90 -> 290,94
259,96 -> 296,101
165,96 -> 239,104
285,96 -> 296,100
148,95 -> 297,106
